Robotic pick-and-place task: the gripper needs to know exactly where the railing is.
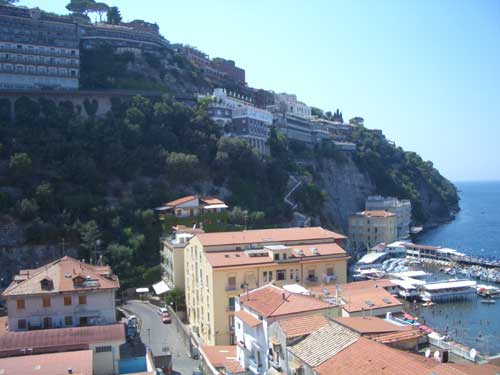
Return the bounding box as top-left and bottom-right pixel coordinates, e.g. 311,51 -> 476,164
225,284 -> 237,291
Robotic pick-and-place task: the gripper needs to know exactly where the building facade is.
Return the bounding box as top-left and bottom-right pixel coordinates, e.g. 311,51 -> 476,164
348,210 -> 398,251
0,4 -> 80,90
365,196 -> 412,239
184,227 -> 349,346
2,256 -> 119,332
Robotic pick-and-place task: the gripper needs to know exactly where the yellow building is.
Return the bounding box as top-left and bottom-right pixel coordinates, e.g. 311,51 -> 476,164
348,210 -> 398,251
184,227 -> 349,346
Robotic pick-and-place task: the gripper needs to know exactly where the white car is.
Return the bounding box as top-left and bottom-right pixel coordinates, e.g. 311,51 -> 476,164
158,307 -> 168,316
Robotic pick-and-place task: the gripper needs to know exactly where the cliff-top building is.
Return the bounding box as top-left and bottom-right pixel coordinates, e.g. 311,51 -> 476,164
0,4 -> 80,90
1,256 -> 119,332
184,227 -> 349,346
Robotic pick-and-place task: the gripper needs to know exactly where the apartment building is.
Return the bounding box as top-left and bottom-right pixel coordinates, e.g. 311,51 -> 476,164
1,256 -> 119,332
156,195 -> 228,218
271,92 -> 312,119
162,225 -> 205,290
348,210 -> 398,251
206,88 -> 273,154
184,227 -> 349,346
0,4 -> 80,90
365,195 -> 412,239
234,284 -> 337,374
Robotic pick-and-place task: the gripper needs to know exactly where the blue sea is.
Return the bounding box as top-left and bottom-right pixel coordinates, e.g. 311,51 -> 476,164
411,181 -> 500,356
416,181 -> 500,259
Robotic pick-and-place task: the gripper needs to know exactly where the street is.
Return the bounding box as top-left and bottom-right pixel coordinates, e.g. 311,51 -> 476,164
125,300 -> 200,375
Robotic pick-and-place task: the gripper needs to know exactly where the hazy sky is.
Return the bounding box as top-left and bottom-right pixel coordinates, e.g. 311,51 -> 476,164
19,1 -> 500,181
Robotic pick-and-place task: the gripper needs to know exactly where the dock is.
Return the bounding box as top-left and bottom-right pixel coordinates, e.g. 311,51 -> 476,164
422,280 -> 477,302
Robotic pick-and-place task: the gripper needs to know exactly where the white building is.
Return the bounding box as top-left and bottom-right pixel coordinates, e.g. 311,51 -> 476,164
155,195 -> 228,218
234,284 -> 334,374
1,256 -> 119,332
273,93 -> 312,119
365,196 -> 412,239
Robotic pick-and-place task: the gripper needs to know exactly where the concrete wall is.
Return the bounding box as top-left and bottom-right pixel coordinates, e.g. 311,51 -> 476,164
89,341 -> 122,375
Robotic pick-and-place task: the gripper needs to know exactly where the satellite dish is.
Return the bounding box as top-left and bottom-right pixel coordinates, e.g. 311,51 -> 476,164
425,349 -> 431,358
470,348 -> 477,360
434,351 -> 440,360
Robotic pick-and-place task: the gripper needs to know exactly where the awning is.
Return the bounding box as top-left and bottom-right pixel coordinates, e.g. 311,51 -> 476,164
136,287 -> 149,293
203,204 -> 228,209
152,280 -> 171,295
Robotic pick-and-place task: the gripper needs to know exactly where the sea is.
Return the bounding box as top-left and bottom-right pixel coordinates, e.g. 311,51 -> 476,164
410,181 -> 500,356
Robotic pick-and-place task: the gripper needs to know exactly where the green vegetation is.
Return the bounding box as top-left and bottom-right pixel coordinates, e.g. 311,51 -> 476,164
106,6 -> 122,24
351,125 -> 459,223
0,95 -> 290,287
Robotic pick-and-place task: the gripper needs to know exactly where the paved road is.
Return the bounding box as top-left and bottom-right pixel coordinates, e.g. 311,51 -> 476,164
125,300 -> 199,375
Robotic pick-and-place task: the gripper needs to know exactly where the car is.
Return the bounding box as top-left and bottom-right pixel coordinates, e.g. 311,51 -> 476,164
158,307 -> 168,316
161,313 -> 171,324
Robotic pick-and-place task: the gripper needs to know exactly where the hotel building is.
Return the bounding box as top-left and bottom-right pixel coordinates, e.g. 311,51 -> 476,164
184,227 -> 349,346
348,210 -> 398,251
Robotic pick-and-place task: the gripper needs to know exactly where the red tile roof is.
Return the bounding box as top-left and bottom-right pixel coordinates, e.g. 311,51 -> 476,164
315,337 -> 436,375
199,345 -> 246,374
370,329 -> 425,344
165,195 -> 198,207
196,227 -> 346,247
0,349 -> 93,375
2,256 -> 119,297
239,284 -> 331,318
205,242 -> 347,268
278,314 -> 329,338
0,324 -> 125,357
332,316 -> 409,335
234,310 -> 262,328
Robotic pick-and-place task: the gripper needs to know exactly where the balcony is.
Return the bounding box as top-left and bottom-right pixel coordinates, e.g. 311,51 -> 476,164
225,284 -> 237,292
248,358 -> 262,374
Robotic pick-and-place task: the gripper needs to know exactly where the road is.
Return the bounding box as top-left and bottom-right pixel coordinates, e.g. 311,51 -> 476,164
125,300 -> 199,375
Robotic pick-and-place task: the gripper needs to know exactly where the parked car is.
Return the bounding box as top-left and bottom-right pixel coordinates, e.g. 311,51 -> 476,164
158,307 -> 168,316
161,312 -> 171,324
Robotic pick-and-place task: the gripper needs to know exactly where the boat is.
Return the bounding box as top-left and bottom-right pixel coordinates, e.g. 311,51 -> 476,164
480,299 -> 495,304
422,301 -> 435,307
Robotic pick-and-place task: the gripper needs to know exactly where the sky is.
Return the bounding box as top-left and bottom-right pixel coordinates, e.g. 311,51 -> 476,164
19,0 -> 500,181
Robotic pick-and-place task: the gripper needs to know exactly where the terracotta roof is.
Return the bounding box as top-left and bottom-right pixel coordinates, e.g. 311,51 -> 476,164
311,280 -> 402,313
205,242 -> 347,268
234,310 -> 262,327
0,324 -> 125,357
195,227 -> 346,247
0,349 -> 93,375
437,363 -> 500,375
332,316 -> 409,335
314,337 -> 439,375
239,284 -> 331,318
289,321 -> 359,367
357,210 -> 395,218
278,314 -> 329,338
165,195 -> 198,207
2,256 -> 119,297
199,345 -> 245,374
200,197 -> 225,205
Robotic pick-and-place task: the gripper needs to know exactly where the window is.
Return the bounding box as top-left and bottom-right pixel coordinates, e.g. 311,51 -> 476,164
43,317 -> 52,329
16,299 -> 25,310
269,271 -> 273,281
290,269 -> 294,280
276,270 -> 286,281
42,296 -> 51,307
228,297 -> 235,312
64,296 -> 72,306
274,253 -> 280,261
18,319 -> 26,330
229,315 -> 235,330
65,316 -> 73,326
79,317 -> 88,326
283,253 -> 287,260
263,271 -> 268,282
326,267 -> 334,276
95,346 -> 112,353
78,295 -> 87,305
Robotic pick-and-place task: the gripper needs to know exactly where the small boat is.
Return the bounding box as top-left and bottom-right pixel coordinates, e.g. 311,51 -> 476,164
480,299 -> 495,304
422,301 -> 435,307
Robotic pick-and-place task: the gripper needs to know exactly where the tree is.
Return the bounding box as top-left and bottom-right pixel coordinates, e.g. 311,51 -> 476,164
165,288 -> 186,311
9,152 -> 32,177
0,0 -> 19,4
66,0 -> 96,16
90,2 -> 109,22
349,117 -> 364,126
79,220 -> 101,261
165,152 -> 201,185
106,6 -> 122,24
18,199 -> 39,221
